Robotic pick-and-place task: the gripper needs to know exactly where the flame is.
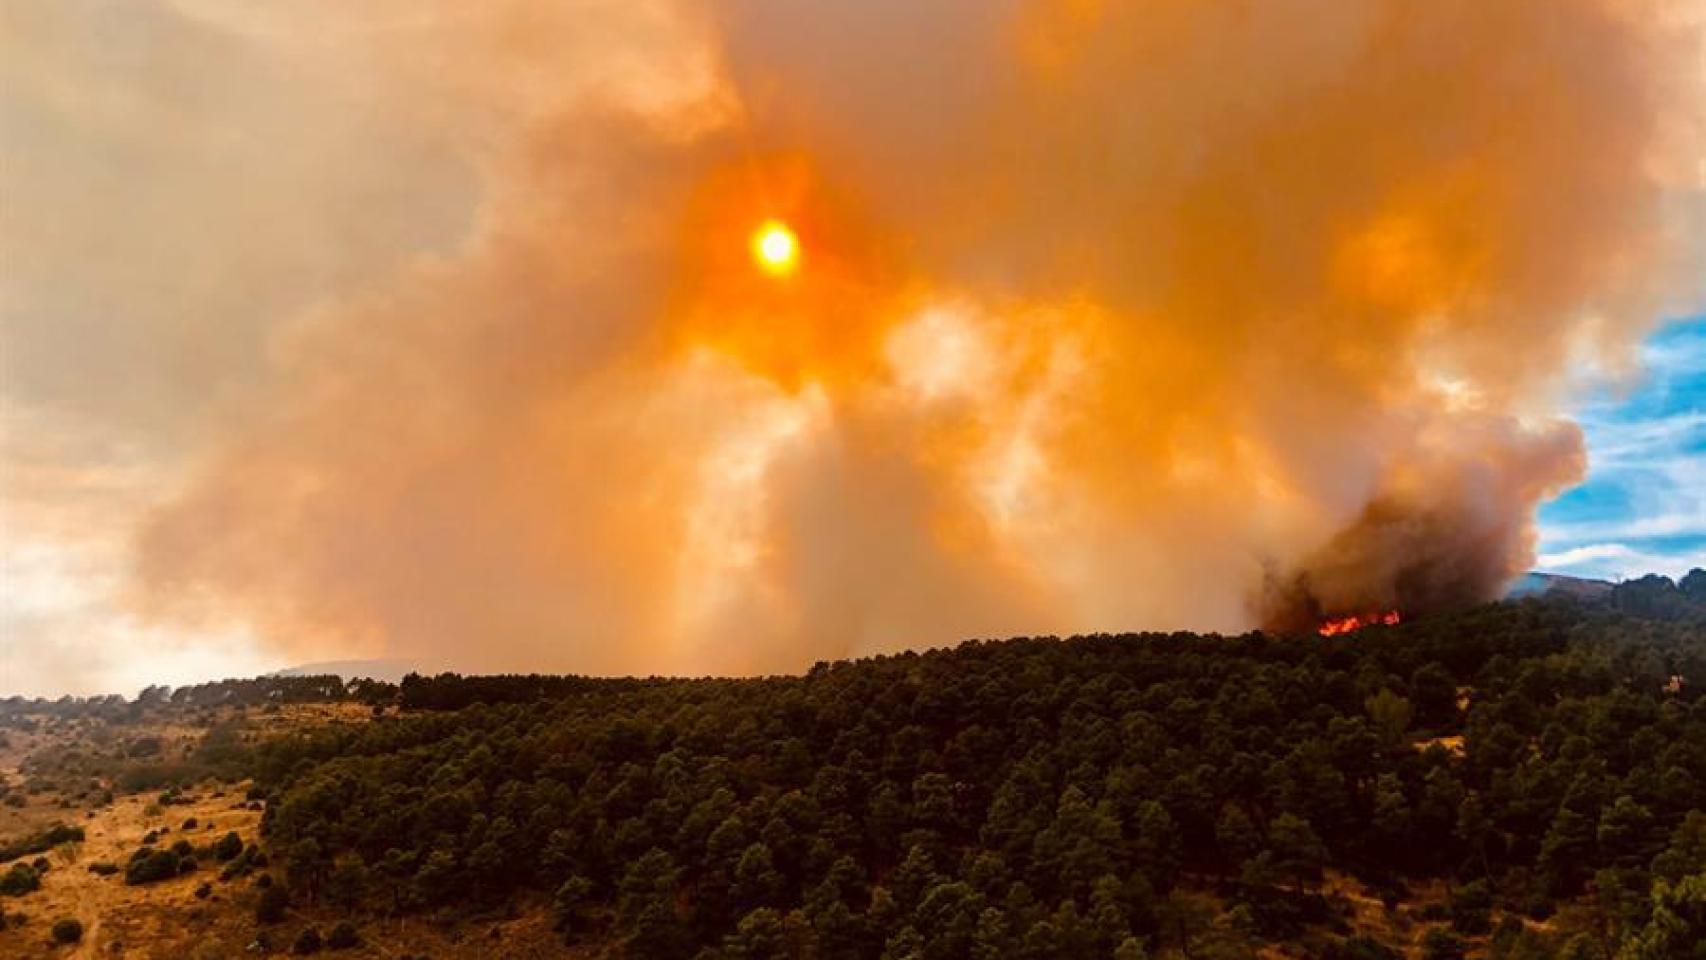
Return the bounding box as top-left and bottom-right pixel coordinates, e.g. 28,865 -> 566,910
1317,610 -> 1402,636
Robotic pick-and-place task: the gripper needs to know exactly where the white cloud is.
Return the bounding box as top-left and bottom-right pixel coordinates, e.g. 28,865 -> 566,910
1537,542 -> 1703,582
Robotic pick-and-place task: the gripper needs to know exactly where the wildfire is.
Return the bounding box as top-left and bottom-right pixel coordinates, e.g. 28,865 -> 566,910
1317,610 -> 1402,636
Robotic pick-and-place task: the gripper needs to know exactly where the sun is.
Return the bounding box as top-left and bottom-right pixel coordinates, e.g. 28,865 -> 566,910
750,219 -> 800,276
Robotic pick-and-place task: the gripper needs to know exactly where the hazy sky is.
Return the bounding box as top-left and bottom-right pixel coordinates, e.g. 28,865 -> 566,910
3,0 -> 1703,697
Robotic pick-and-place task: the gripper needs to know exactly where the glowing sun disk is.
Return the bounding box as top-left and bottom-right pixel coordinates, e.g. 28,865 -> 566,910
751,220 -> 800,276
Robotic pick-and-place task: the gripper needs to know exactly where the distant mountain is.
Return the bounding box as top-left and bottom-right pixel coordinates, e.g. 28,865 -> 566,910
267,658 -> 418,684
1506,570 -> 1615,600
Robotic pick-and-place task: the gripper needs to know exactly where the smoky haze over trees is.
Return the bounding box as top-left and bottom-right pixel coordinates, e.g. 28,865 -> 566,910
212,580 -> 1706,958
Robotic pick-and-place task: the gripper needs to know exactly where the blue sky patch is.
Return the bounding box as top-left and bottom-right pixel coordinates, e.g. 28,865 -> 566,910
1536,316 -> 1706,582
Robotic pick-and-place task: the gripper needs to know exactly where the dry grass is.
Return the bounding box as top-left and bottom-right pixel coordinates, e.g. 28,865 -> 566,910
0,702 -> 585,958
0,783 -> 261,958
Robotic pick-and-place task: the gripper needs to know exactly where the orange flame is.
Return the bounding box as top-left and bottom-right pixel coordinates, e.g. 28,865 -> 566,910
1317,610 -> 1402,636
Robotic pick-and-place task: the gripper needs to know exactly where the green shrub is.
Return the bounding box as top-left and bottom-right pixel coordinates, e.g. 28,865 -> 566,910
51,917 -> 83,944
256,884 -> 289,924
0,824 -> 85,863
1449,879 -> 1493,935
214,831 -> 244,861
124,850 -> 181,886
292,925 -> 322,954
1421,928 -> 1467,960
326,921 -> 359,950
0,864 -> 39,897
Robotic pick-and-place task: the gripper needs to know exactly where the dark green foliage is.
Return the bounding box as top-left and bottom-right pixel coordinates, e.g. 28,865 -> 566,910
1328,936 -> 1400,960
0,823 -> 85,864
214,831 -> 244,862
0,863 -> 39,896
1448,879 -> 1492,934
1410,663 -> 1459,729
87,862 -> 119,877
325,859 -> 368,909
552,875 -> 595,936
124,850 -> 182,886
1611,574 -> 1703,620
220,844 -> 263,881
229,593 -> 1702,957
1420,927 -> 1467,960
50,917 -> 82,944
326,920 -> 360,950
398,672 -> 653,711
125,736 -> 164,759
1617,872 -> 1706,959
256,884 -> 290,924
293,925 -> 322,954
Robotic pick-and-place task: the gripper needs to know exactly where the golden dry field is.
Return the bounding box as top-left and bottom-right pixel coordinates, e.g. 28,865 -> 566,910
0,703 -> 583,959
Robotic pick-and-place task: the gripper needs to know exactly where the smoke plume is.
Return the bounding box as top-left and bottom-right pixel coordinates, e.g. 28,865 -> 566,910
134,0 -> 1704,672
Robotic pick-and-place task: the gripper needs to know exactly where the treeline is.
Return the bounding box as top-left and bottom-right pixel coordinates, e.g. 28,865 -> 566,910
162,675 -> 379,709
396,672 -> 661,712
0,675 -> 391,726
1608,570 -> 1706,621
237,588 -> 1705,958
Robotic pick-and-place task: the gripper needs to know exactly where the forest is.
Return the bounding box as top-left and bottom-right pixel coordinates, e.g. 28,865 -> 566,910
206,572 -> 1706,958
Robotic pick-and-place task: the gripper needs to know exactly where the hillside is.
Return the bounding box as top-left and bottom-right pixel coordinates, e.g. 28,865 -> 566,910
1,574 -> 1703,958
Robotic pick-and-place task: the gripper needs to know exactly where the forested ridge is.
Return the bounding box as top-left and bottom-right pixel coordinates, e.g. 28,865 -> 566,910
234,577 -> 1705,957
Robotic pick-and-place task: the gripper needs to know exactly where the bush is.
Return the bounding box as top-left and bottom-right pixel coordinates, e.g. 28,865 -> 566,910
0,824 -> 85,863
124,850 -> 181,886
215,831 -> 244,861
326,921 -> 360,950
51,917 -> 83,944
256,884 -> 289,924
182,817 -> 198,830
125,736 -> 163,758
0,864 -> 39,896
1421,928 -> 1467,960
293,925 -> 322,954
87,862 -> 119,877
1326,936 -> 1401,960
1449,879 -> 1493,934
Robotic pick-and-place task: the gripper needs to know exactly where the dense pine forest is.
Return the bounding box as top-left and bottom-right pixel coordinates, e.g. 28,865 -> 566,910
203,573 -> 1706,959
1,574 -> 1701,956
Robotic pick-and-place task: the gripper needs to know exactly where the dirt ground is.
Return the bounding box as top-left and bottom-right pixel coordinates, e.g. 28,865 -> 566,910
0,782 -> 263,958
0,702 -> 585,959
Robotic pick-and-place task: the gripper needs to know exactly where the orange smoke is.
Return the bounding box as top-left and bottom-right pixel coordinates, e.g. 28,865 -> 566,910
130,0 -> 1705,675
